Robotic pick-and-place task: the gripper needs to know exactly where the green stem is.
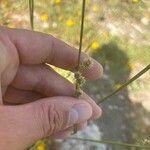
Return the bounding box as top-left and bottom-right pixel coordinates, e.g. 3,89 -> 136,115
74,0 -> 86,98
97,64 -> 150,105
29,0 -> 34,30
76,0 -> 86,71
69,137 -> 150,149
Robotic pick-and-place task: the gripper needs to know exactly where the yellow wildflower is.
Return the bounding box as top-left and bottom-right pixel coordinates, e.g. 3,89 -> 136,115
91,41 -> 100,49
41,14 -> 48,22
66,19 -> 75,27
54,0 -> 61,5
132,0 -> 141,4
36,142 -> 46,150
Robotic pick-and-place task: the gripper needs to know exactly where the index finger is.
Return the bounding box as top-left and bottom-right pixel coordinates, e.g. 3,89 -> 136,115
6,27 -> 103,79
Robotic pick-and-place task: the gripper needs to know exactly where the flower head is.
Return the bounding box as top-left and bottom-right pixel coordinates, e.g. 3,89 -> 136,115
91,41 -> 100,49
66,19 -> 75,27
36,142 -> 46,150
41,14 -> 48,22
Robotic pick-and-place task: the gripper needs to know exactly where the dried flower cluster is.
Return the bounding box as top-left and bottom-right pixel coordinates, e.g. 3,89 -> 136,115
74,58 -> 92,97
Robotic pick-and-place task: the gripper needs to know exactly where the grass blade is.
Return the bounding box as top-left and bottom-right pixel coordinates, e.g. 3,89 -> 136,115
69,137 -> 150,149
97,64 -> 150,105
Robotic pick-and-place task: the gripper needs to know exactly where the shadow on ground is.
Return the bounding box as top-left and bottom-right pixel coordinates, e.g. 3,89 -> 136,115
84,41 -> 150,150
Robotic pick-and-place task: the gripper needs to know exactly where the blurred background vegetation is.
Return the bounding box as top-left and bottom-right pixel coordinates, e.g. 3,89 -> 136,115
0,0 -> 150,150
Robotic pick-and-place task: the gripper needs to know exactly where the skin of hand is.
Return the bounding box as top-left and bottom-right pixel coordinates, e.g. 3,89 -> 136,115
0,26 -> 103,150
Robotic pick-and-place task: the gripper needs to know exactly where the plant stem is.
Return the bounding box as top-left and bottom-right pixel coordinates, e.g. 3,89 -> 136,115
69,137 -> 150,149
29,0 -> 34,30
76,0 -> 86,71
74,0 -> 86,98
97,64 -> 150,105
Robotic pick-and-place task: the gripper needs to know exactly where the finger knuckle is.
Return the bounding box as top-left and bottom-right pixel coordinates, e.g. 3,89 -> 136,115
35,102 -> 64,137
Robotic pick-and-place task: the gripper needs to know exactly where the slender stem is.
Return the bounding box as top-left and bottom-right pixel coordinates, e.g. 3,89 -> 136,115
97,64 -> 150,105
74,0 -> 86,98
69,137 -> 150,149
29,0 -> 34,30
76,0 -> 86,71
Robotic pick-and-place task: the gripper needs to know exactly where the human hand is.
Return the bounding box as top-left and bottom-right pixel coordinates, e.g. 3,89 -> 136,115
0,26 -> 103,150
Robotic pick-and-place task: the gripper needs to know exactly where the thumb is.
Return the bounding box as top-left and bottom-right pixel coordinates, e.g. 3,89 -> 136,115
0,96 -> 92,150
29,96 -> 92,137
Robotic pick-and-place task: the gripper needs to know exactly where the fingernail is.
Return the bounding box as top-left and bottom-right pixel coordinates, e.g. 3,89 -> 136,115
68,103 -> 91,125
